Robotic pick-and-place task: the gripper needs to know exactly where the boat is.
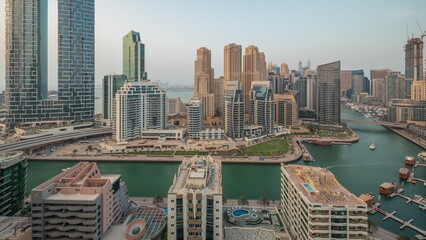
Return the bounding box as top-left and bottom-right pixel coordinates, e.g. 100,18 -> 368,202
370,144 -> 376,150
410,179 -> 416,184
404,156 -> 416,166
302,153 -> 311,161
418,152 -> 426,161
312,140 -> 333,146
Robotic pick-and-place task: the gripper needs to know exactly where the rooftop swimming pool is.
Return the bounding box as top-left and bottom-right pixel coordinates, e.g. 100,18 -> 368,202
232,209 -> 250,217
303,183 -> 315,193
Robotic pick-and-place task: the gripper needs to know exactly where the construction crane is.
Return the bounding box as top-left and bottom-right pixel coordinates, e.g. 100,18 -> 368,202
415,19 -> 426,40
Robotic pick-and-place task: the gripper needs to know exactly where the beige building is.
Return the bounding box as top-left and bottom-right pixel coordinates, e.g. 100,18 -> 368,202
280,63 -> 290,79
224,43 -> 242,85
340,71 -> 352,97
168,155 -> 223,240
411,80 -> 426,101
242,45 -> 267,111
281,165 -> 368,240
168,97 -> 187,116
213,76 -> 225,114
405,38 -> 424,81
31,162 -> 130,240
274,94 -> 298,128
370,69 -> 391,100
194,48 -> 215,118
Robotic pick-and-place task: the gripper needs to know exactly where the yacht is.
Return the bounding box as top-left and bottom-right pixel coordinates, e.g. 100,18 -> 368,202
370,144 -> 376,150
418,152 -> 426,161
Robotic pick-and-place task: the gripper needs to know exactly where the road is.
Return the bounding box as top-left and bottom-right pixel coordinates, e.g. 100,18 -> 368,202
0,128 -> 112,154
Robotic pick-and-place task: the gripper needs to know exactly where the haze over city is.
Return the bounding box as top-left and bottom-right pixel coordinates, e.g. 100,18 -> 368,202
0,0 -> 426,90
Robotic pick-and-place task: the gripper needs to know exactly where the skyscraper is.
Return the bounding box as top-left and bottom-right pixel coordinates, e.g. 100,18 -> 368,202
411,80 -> 426,100
242,45 -> 267,112
123,30 -> 146,81
385,71 -> 405,106
370,69 -> 391,98
293,77 -> 307,108
274,94 -> 298,128
168,155 -> 223,240
187,97 -> 204,138
194,48 -> 215,117
340,71 -> 353,98
223,81 -> 245,139
213,77 -> 225,114
224,43 -> 242,85
113,81 -> 167,142
103,74 -> 127,119
405,38 -> 424,81
351,70 -> 364,95
249,81 -> 275,134
280,63 -> 290,79
5,0 -> 95,129
316,61 -> 341,124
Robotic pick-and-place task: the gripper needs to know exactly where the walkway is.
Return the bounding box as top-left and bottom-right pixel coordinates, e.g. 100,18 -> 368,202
342,119 -> 407,128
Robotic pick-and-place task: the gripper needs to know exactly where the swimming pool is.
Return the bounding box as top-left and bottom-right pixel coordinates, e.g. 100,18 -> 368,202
232,209 -> 250,217
303,183 -> 315,193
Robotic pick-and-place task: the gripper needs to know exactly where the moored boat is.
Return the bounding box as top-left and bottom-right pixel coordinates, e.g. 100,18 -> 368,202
404,156 -> 416,166
418,152 -> 426,161
399,168 -> 410,179
370,144 -> 375,150
312,140 -> 333,146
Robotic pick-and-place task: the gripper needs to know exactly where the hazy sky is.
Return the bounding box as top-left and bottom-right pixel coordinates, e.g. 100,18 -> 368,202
0,0 -> 425,90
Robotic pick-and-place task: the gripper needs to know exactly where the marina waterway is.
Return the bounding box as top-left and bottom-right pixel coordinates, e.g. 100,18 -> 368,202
27,104 -> 425,237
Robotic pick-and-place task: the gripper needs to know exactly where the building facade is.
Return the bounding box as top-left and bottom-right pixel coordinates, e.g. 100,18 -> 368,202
274,94 -> 298,128
187,98 -> 204,138
249,81 -> 275,135
31,162 -> 130,240
168,155 -> 223,240
351,70 -> 364,95
411,80 -> 426,101
224,43 -> 242,85
123,30 -> 146,81
0,152 -> 27,216
316,61 -> 341,124
388,100 -> 426,122
405,38 -> 424,81
113,81 -> 167,142
103,74 -> 127,119
194,48 -> 215,117
223,81 -> 245,139
5,0 -> 95,129
385,71 -> 405,106
281,165 -> 368,240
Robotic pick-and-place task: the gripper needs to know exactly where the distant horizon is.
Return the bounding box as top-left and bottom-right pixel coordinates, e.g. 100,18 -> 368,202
1,0 -> 425,91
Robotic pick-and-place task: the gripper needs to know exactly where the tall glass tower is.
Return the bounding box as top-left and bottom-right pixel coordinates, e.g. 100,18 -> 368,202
5,0 -> 95,129
123,31 -> 146,82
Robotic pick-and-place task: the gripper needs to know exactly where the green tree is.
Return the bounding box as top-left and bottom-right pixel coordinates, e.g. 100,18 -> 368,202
87,145 -> 93,152
258,196 -> 270,206
222,197 -> 227,204
97,149 -> 102,155
397,235 -> 411,240
153,194 -> 164,207
72,149 -> 78,156
238,196 -> 249,206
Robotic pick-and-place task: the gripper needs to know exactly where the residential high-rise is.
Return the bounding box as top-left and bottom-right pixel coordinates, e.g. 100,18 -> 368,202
249,81 -> 275,134
385,71 -> 405,106
242,46 -> 267,111
194,48 -> 215,118
405,38 -> 424,81
274,94 -> 298,128
113,81 -> 167,142
293,77 -> 307,108
187,97 -> 204,138
351,70 -> 364,95
31,162 -> 130,240
103,74 -> 127,119
167,155 -> 223,240
306,71 -> 318,111
363,77 -> 370,94
168,98 -> 187,116
281,164 -> 368,240
280,63 -> 290,79
316,61 -> 341,124
213,77 -> 225,114
223,81 -> 245,139
340,71 -> 352,98
370,69 -> 391,98
411,80 -> 426,100
123,30 -> 146,81
0,152 -> 27,216
388,99 -> 426,122
224,43 -> 242,85
5,0 -> 95,129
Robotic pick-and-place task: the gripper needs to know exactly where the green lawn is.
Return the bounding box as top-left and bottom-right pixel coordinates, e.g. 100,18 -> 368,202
242,139 -> 289,156
127,151 -> 174,155
317,130 -> 347,138
174,151 -> 199,155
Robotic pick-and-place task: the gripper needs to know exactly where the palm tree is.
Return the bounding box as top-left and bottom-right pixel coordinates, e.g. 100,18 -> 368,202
222,197 -> 227,205
72,149 -> 78,156
153,194 -> 164,207
367,218 -> 377,233
96,149 -> 102,155
87,145 -> 93,152
258,196 -> 270,206
397,235 -> 411,240
238,196 -> 249,206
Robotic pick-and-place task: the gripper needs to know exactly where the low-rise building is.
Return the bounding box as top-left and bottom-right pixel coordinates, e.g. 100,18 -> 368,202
281,165 -> 368,240
140,129 -> 187,140
0,217 -> 32,240
198,128 -> 225,140
31,162 -> 130,240
388,99 -> 426,122
0,152 -> 27,216
168,155 -> 223,240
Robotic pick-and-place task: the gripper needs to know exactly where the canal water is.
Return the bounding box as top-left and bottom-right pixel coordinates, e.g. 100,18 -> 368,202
28,103 -> 425,237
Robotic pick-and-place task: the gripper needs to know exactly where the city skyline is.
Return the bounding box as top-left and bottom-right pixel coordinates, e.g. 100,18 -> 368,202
0,0 -> 426,90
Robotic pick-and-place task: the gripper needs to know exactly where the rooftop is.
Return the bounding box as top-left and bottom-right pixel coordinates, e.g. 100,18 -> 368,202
169,155 -> 222,195
282,165 -> 365,207
0,217 -> 31,239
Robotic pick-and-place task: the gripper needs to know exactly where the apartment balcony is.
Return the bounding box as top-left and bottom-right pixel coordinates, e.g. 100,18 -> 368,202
46,205 -> 97,212
44,210 -> 97,218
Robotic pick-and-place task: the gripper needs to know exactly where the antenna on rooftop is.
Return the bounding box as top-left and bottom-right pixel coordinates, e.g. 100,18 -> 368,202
406,23 -> 409,41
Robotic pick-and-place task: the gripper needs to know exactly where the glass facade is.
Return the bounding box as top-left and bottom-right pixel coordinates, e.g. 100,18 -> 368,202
123,31 -> 146,81
103,74 -> 127,119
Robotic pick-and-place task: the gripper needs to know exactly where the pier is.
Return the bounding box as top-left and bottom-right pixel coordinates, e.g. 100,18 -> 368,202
388,189 -> 426,210
371,206 -> 426,237
297,141 -> 315,162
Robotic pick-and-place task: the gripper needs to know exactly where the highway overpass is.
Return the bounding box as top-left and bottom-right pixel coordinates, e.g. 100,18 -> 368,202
0,128 -> 112,154
342,119 -> 407,128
